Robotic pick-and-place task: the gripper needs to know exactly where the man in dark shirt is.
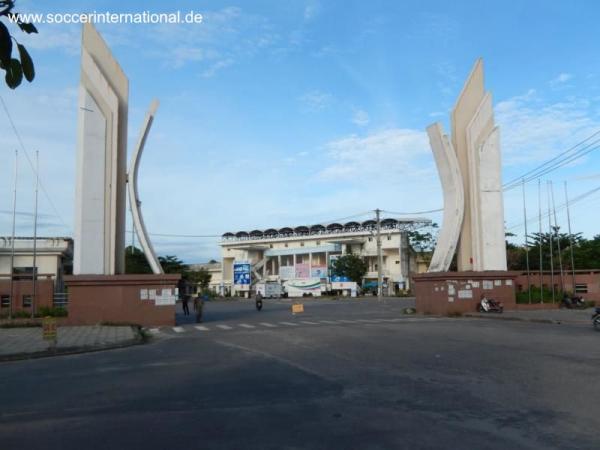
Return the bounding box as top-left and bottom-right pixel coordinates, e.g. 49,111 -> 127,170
182,295 -> 190,316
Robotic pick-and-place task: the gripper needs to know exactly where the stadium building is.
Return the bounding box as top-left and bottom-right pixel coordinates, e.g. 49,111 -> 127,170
218,218 -> 431,296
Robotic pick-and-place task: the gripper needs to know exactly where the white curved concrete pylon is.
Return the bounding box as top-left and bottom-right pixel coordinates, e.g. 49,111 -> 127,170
426,123 -> 465,272
127,100 -> 164,274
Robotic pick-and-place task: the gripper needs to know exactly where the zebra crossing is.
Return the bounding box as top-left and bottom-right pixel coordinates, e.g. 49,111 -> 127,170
148,317 -> 448,336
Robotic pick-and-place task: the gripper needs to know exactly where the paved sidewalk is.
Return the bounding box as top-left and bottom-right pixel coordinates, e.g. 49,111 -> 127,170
466,307 -> 596,324
0,325 -> 140,360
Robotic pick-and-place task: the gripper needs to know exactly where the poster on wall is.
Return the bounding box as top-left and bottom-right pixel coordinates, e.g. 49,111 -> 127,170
233,262 -> 251,287
311,265 -> 328,278
295,263 -> 310,278
279,266 -> 295,280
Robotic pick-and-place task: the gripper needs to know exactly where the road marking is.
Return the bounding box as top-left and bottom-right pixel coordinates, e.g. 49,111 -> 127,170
300,321 -> 319,325
259,322 -> 276,327
356,319 -> 379,323
319,320 -> 339,324
238,324 -> 255,329
216,325 -> 233,330
279,321 -> 298,326
338,319 -> 357,324
194,325 -> 210,331
149,328 -> 160,334
172,326 -> 185,333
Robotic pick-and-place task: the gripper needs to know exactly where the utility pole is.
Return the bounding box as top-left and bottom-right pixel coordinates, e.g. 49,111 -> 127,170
522,179 -> 531,304
564,181 -> 577,294
31,151 -> 39,319
375,208 -> 383,302
9,150 -> 18,320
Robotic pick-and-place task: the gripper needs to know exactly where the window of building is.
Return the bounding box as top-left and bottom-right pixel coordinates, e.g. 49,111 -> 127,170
316,241 -> 320,245
300,242 -> 305,247
368,237 -> 373,242
13,267 -> 36,280
1,295 -> 10,307
575,283 -> 588,294
284,243 -> 288,248
387,235 -> 391,240
269,244 -> 273,248
395,260 -> 400,264
22,295 -> 32,308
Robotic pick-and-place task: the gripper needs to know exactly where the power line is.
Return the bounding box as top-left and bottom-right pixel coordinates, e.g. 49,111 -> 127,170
382,208 -> 443,215
507,184 -> 600,231
0,95 -> 71,232
503,130 -> 600,191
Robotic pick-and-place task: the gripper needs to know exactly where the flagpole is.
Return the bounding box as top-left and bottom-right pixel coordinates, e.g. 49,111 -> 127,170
538,180 -> 543,303
550,181 -> 565,294
522,179 -> 531,303
9,150 -> 18,320
31,151 -> 39,319
546,181 -> 555,303
564,181 -> 577,294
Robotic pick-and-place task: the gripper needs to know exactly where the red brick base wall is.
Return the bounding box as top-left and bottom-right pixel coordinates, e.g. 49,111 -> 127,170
0,279 -> 55,315
64,274 -> 181,327
413,271 -> 518,315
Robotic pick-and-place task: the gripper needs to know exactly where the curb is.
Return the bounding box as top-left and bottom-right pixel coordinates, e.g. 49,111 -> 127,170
463,313 -> 590,326
0,326 -> 147,363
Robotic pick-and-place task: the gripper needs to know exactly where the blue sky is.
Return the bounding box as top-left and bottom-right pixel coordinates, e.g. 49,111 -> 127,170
1,0 -> 600,262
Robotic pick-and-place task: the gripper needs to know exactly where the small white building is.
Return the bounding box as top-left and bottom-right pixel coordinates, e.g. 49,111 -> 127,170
219,218 -> 430,296
0,237 -> 73,292
187,261 -> 223,293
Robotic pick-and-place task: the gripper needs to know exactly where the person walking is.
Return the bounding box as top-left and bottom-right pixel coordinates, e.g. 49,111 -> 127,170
182,294 -> 190,316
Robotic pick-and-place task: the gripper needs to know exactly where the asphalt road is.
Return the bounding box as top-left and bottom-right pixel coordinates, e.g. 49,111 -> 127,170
1,298 -> 599,449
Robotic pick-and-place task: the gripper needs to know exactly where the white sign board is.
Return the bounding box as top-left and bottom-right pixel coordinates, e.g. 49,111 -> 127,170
458,290 -> 473,299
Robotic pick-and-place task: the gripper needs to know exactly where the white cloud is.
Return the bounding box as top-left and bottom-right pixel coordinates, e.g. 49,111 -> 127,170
304,1 -> 322,20
299,90 -> 333,111
550,72 -> 573,86
428,111 -> 445,118
352,109 -> 370,127
495,90 -> 600,165
201,58 -> 234,77
318,128 -> 431,181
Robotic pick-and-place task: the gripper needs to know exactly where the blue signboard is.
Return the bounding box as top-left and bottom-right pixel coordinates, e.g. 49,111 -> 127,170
330,275 -> 350,282
233,262 -> 251,286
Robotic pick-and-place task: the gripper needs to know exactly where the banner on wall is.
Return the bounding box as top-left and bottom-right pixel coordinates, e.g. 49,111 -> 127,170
279,266 -> 295,280
295,263 -> 310,278
233,262 -> 251,287
311,265 -> 328,278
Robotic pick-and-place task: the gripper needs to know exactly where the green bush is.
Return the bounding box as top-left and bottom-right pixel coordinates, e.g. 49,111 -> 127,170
516,286 -> 565,304
13,310 -> 32,318
36,306 -> 68,317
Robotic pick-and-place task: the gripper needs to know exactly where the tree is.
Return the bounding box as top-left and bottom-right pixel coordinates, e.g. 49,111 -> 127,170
125,246 -> 152,274
185,268 -> 212,290
408,223 -> 439,266
159,255 -> 185,274
1,1 -> 37,89
330,254 -> 368,285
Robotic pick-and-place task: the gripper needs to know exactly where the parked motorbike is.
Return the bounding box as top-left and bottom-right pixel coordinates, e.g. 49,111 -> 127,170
477,297 -> 504,313
560,295 -> 586,309
592,307 -> 600,331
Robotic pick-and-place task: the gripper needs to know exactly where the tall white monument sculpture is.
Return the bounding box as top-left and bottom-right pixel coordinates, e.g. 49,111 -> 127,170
427,59 -> 507,272
74,23 -> 128,275
128,100 -> 164,274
